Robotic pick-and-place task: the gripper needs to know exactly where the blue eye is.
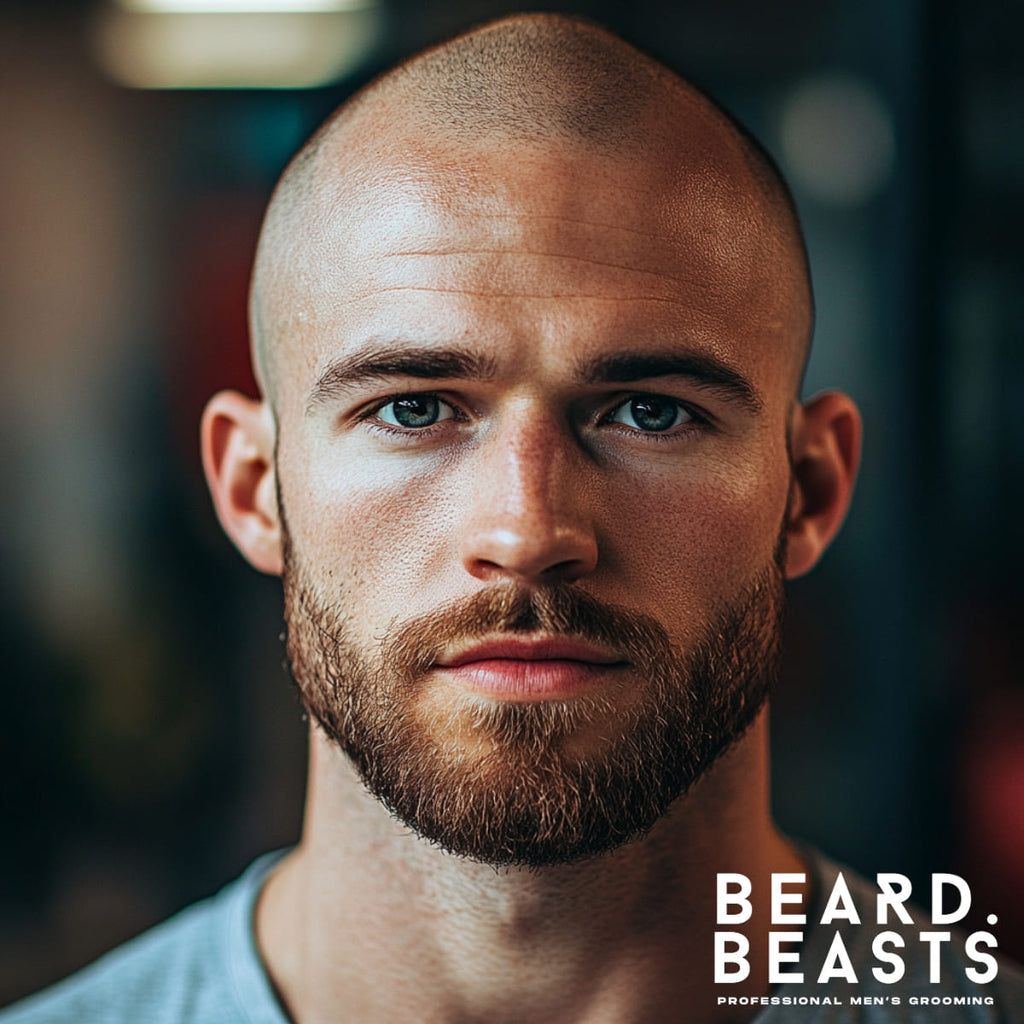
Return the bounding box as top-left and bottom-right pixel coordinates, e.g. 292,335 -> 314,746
376,394 -> 455,429
609,395 -> 692,432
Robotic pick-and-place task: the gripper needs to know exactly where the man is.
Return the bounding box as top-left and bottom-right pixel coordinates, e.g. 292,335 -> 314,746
4,12 -> 1022,1024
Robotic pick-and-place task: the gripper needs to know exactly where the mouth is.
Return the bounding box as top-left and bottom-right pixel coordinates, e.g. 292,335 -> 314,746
435,636 -> 627,700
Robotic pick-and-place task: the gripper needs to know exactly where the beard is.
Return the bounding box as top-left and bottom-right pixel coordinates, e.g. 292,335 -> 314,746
283,537 -> 785,869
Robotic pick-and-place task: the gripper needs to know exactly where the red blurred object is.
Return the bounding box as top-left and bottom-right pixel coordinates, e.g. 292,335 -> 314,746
959,683 -> 1024,965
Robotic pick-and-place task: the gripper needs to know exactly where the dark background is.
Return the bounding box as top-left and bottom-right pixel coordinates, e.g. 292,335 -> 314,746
1,0 -> 1021,1006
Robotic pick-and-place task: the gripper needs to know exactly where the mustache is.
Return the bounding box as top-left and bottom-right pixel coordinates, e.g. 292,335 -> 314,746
376,583 -> 675,679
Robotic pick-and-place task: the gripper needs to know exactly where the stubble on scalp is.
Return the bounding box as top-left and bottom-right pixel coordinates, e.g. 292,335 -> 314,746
282,532 -> 786,868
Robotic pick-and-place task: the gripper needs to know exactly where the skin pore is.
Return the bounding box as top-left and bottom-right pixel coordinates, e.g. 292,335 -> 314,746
201,15 -> 861,1024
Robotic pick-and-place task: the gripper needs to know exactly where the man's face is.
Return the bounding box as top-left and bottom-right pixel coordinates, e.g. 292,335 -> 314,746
269,134 -> 805,866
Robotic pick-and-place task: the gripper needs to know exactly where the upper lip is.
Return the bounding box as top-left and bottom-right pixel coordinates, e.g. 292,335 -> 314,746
438,636 -> 625,668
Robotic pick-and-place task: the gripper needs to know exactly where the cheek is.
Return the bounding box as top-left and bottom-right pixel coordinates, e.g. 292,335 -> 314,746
594,448 -> 790,624
275,433 -> 465,617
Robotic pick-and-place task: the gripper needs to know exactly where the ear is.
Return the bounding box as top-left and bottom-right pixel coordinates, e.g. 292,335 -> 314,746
784,390 -> 862,579
201,391 -> 283,576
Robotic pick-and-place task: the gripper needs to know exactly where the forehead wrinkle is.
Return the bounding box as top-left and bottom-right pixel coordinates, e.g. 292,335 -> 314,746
287,184 -> 773,310
288,131 -> 780,281
280,145 -> 788,313
318,285 -> 715,310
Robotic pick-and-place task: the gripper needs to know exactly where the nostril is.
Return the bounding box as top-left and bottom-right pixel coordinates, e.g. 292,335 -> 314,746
540,559 -> 587,579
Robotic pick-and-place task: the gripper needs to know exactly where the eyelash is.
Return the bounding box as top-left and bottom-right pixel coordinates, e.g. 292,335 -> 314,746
358,392 -> 709,440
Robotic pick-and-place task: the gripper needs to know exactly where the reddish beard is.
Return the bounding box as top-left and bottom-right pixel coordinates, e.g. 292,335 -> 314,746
283,541 -> 785,868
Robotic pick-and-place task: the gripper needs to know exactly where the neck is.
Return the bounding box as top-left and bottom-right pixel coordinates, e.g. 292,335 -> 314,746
258,709 -> 805,1024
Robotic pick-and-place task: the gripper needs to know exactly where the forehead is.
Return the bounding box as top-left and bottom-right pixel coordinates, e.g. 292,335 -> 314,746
261,132 -> 806,405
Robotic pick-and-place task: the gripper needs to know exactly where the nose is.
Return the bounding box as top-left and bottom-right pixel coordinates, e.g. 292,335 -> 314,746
459,408 -> 599,586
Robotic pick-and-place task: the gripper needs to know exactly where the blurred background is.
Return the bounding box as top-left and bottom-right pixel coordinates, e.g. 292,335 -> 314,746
0,0 -> 1021,1005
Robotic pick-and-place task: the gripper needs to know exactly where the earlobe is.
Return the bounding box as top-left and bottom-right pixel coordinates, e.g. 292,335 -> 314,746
201,391 -> 283,576
784,391 -> 862,580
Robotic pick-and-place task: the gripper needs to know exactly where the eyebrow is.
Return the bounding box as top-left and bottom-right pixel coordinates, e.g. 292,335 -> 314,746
305,344 -> 762,414
577,352 -> 762,412
306,346 -> 499,413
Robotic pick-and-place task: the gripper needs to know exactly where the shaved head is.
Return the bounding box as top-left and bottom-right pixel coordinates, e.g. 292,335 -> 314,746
249,13 -> 812,403
203,13 -> 863,877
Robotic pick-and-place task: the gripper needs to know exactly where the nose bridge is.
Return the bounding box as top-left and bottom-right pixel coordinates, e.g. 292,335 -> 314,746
494,402 -> 568,516
460,400 -> 598,584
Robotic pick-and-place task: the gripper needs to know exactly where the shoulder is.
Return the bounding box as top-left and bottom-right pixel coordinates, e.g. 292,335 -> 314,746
0,853 -> 289,1024
1,898 -> 229,1024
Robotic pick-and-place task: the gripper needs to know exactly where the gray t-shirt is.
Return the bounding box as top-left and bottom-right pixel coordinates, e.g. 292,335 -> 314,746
2,849 -> 1022,1022
0,852 -> 289,1024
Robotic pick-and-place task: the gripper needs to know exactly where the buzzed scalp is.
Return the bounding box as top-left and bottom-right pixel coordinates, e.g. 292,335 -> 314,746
380,14 -> 665,147
251,13 -> 812,400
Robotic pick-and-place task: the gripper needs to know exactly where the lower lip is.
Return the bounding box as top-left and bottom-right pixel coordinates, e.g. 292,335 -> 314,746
441,659 -> 621,699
